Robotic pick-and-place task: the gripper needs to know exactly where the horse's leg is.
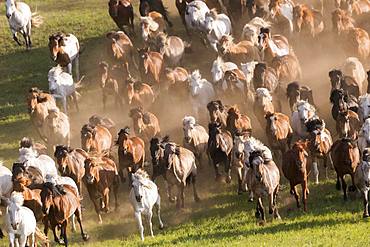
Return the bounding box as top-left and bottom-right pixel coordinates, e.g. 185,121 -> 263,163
312,158 -> 319,184
225,156 -> 232,184
336,174 -> 341,190
103,188 -> 110,212
302,180 -> 308,212
155,195 -> 164,229
43,216 -> 49,236
8,233 -> 15,247
113,179 -> 120,210
27,20 -> 32,48
341,176 -> 348,201
67,62 -> 73,77
273,185 -> 281,219
291,184 -> 300,208
363,191 -> 369,218
70,214 -> 76,232
181,183 -> 185,208
257,197 -> 265,222
22,29 -> 29,50
88,188 -> 102,223
135,211 -> 144,241
73,92 -> 79,112
147,210 -> 154,237
12,30 -> 22,46
213,161 -> 222,181
75,208 -> 89,241
61,220 -> 68,246
28,232 -> 35,247
323,156 -> 329,179
75,56 -> 80,81
191,173 -> 200,202
237,167 -> 244,195
349,174 -> 357,192
62,97 -> 68,114
52,224 -> 60,244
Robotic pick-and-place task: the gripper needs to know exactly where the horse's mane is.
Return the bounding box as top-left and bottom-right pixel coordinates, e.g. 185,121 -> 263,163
133,169 -> 150,180
286,81 -> 300,96
183,116 -> 196,127
293,100 -> 316,113
227,105 -> 240,115
246,136 -> 266,150
10,192 -> 24,206
305,118 -> 325,133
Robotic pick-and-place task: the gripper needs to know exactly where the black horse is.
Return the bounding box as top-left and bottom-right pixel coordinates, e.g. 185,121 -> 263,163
139,0 -> 173,27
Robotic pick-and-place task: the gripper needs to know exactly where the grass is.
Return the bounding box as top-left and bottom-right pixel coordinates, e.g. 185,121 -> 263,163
0,0 -> 369,246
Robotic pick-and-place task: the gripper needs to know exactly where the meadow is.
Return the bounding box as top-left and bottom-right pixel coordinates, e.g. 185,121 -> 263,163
0,0 -> 369,246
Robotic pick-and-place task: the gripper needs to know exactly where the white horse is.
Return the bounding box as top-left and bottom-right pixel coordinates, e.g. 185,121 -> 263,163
184,1 -> 209,31
358,118 -> 370,155
5,192 -> 37,247
241,17 -> 271,45
359,94 -> 370,122
44,108 -> 71,152
0,162 -> 13,213
18,147 -> 58,179
188,70 -> 216,119
355,148 -> 370,218
291,100 -> 318,139
5,0 -> 43,50
48,66 -> 80,113
129,170 -> 164,241
211,56 -> 238,88
241,61 -> 259,91
202,9 -> 232,51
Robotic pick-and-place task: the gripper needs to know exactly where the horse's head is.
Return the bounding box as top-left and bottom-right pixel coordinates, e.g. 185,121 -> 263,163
54,145 -> 71,174
255,88 -> 272,106
81,124 -> 96,152
297,101 -> 316,123
227,106 -> 240,120
306,119 -> 325,152
7,192 -> 24,230
139,0 -> 150,16
257,28 -> 270,51
293,5 -> 304,32
40,182 -> 64,214
233,133 -> 248,162
150,136 -> 168,180
131,175 -> 145,203
137,47 -> 150,73
108,0 -> 120,17
117,127 -> 131,154
207,100 -> 224,123
203,9 -> 217,33
84,158 -> 100,184
182,116 -> 196,144
359,95 -> 370,121
48,33 -> 65,61
5,0 -> 16,19
292,140 -> 309,170
249,150 -> 265,181
328,69 -> 343,90
211,57 -> 224,83
98,61 -> 109,88
27,87 -> 45,114
188,70 -> 203,96
217,35 -> 233,55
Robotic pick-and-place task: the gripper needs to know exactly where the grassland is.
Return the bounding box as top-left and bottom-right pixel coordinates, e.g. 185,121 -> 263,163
0,0 -> 369,246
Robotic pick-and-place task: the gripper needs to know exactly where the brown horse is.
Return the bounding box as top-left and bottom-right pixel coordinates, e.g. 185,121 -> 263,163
164,67 -> 188,93
108,0 -> 135,35
286,82 -> 316,112
293,4 -> 324,38
271,54 -> 302,84
282,140 -> 310,211
252,63 -> 280,93
129,107 -> 161,143
126,77 -> 155,109
41,183 -> 89,245
331,138 -> 360,200
80,124 -> 113,153
329,69 -> 361,98
54,145 -> 88,194
226,106 -> 252,137
140,11 -> 166,43
84,157 -> 119,223
336,110 -> 361,139
139,0 -> 172,27
116,127 -> 145,182
89,115 -> 117,139
207,100 -> 228,128
217,35 -> 261,64
254,88 -> 275,129
137,47 -> 164,87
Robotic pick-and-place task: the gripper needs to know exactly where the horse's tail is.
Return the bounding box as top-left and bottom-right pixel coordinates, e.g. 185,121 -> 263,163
35,227 -> 49,246
31,12 -> 43,28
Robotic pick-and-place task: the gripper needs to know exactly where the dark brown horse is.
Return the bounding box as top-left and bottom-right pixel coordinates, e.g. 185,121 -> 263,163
226,106 -> 252,137
116,127 -> 145,183
129,107 -> 161,143
329,69 -> 362,99
252,63 -> 280,92
336,110 -> 361,139
137,47 -> 164,87
207,100 -> 228,128
84,157 -> 119,223
283,140 -> 310,211
80,124 -> 113,153
286,81 -> 316,112
41,183 -> 89,245
108,0 -> 135,35
139,0 -> 172,27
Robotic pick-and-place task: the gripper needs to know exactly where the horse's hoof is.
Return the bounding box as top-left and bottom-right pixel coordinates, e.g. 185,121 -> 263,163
83,234 -> 90,241
226,176 -> 232,184
194,196 -> 201,203
258,220 -> 266,226
169,196 -> 177,203
269,208 -> 273,214
159,225 -> 164,230
363,214 -> 369,218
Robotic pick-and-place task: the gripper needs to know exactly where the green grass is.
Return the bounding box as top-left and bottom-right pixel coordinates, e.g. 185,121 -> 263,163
0,0 -> 369,246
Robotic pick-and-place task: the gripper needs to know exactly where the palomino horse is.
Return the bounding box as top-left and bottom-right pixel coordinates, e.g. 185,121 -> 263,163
354,148 -> 370,218
329,69 -> 362,99
153,32 -> 186,67
258,28 -> 292,64
48,33 -> 80,80
54,145 -> 88,194
253,88 -> 275,129
291,100 -> 318,139
150,136 -> 200,208
116,127 -> 145,182
139,0 -> 172,27
241,17 -> 271,45
130,169 -> 164,241
246,150 -> 281,223
140,11 -> 166,43
305,119 -> 333,184
331,138 -> 359,200
84,157 -> 119,224
336,110 -> 361,139
293,4 -> 324,38
217,35 -> 261,64
108,0 -> 135,35
286,82 -> 316,112
129,107 -> 161,143
80,124 -> 113,153
6,0 -> 43,50
41,183 -> 89,245
182,116 -> 209,167
269,0 -> 294,34
126,77 -> 155,109
203,9 -> 232,51
226,106 -> 252,137
208,122 -> 233,182
282,140 -> 310,211
207,100 -> 228,128
271,54 -> 302,84
137,47 -> 164,87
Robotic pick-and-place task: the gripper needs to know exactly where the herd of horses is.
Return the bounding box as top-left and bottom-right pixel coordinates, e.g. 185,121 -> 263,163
3,0 -> 370,245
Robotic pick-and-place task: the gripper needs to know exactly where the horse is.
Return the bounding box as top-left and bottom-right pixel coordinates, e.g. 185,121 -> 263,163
5,0 -> 43,50
126,77 -> 155,109
282,140 -> 310,211
341,57 -> 366,92
80,124 -> 113,153
184,1 -> 210,33
207,100 -> 228,128
137,47 -> 164,87
98,61 -> 124,110
293,4 -> 324,38
203,9 -> 232,51
0,161 -> 13,206
175,0 -> 193,33
354,148 -> 370,218
139,0 -> 172,27
89,115 -> 117,139
241,17 -> 271,45
246,0 -> 270,19
130,169 -> 164,241
44,108 -> 71,152
336,110 -> 361,139
129,107 -> 161,143
253,88 -> 275,129
48,33 -> 80,80
108,0 -> 135,35
329,88 -> 358,121
40,182 -> 89,245
226,106 -> 252,137
150,136 -> 200,208
164,67 -> 188,94
19,137 -> 47,156
246,150 -> 281,223
54,145 -> 88,194
358,118 -> 370,154
359,94 -> 370,121
271,54 -> 302,84
208,122 -> 233,182
329,69 -> 362,99
182,116 -> 209,167
152,32 -> 186,67
269,0 -> 294,34
48,66 -> 80,114
291,100 -> 318,139
331,138 -> 359,200
305,118 -> 333,184
252,63 -> 280,93
27,88 -> 57,143
286,82 -> 316,112
241,60 -> 259,91
140,11 -> 166,43
189,70 -> 216,120
217,35 -> 261,64
116,127 -> 145,182
265,112 -> 293,164
257,28 -> 292,64
12,162 -> 44,189
84,157 -> 119,224
340,0 -> 370,16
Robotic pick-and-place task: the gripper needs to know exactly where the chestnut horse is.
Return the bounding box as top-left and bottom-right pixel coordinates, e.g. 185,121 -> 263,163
108,0 -> 135,35
258,28 -> 292,64
283,140 -> 310,211
129,107 -> 161,143
226,106 -> 252,137
137,47 -> 164,87
84,157 -> 119,223
116,127 -> 145,183
271,54 -> 302,84
80,124 -> 113,153
293,4 -> 324,38
126,77 -> 155,109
